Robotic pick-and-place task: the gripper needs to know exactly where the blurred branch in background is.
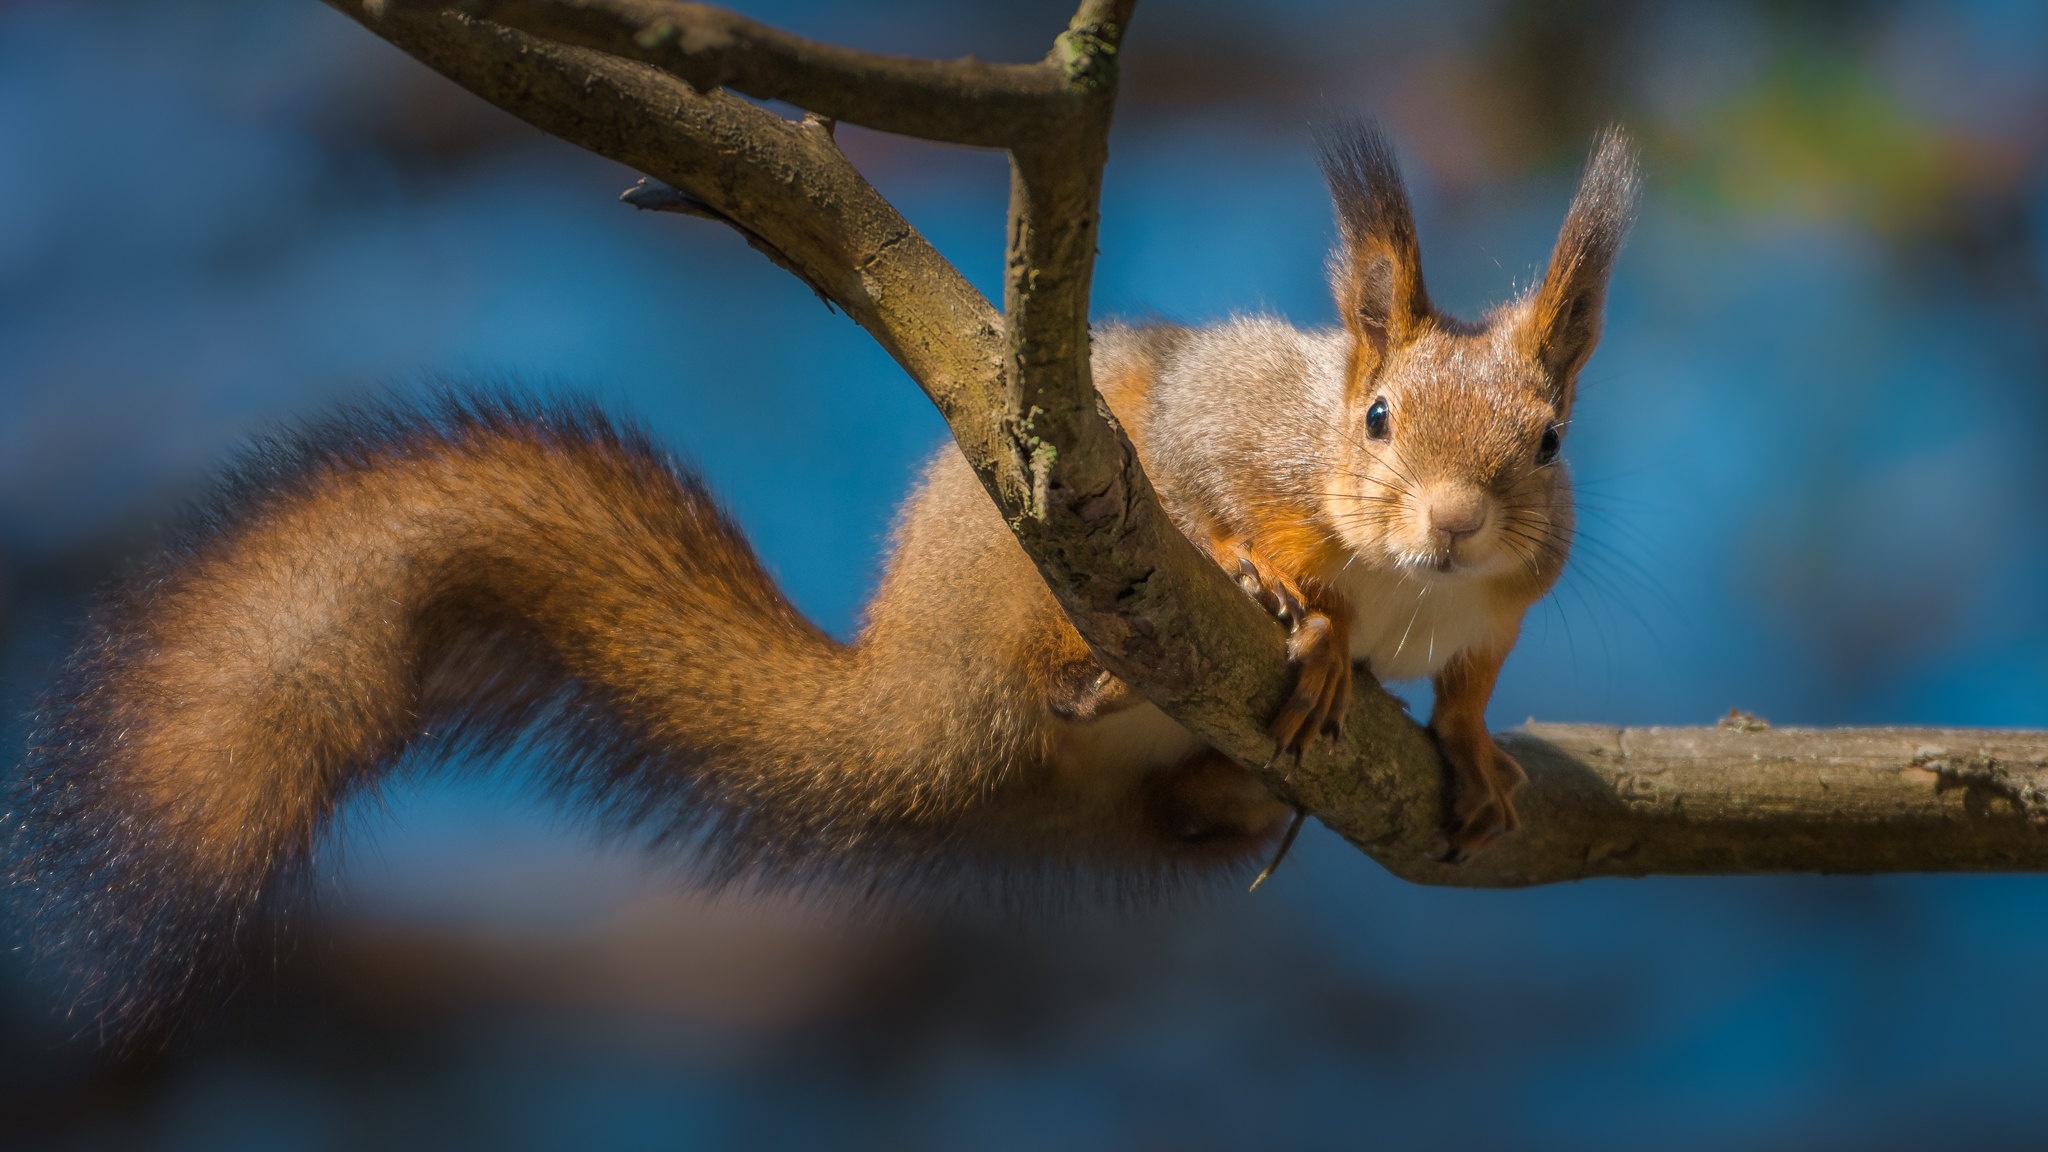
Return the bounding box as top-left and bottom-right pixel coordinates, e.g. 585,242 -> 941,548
315,0 -> 2048,883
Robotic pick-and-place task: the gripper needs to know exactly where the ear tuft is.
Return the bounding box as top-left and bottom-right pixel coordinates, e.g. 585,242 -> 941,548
1524,126 -> 1641,405
1317,119 -> 1431,359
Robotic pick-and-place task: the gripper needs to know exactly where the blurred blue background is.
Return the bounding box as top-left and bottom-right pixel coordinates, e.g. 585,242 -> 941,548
3,0 -> 2048,1148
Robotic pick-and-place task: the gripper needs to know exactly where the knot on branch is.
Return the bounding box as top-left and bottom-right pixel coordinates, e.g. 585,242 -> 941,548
1920,750 -> 2048,827
1718,708 -> 1770,732
1052,24 -> 1119,92
1004,404 -> 1058,525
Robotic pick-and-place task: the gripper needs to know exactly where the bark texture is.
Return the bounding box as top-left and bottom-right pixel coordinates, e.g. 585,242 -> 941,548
1408,724 -> 2048,885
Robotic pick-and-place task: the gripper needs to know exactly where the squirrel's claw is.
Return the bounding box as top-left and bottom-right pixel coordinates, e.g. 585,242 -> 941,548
1275,584 -> 1305,627
1236,557 -> 1297,626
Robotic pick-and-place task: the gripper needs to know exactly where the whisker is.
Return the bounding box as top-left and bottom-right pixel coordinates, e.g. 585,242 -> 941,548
1392,584 -> 1430,663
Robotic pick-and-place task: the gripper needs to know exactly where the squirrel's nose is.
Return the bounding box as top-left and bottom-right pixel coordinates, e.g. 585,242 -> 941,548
1426,490 -> 1487,544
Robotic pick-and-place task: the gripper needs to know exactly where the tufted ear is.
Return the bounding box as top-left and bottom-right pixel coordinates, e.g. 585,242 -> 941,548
1521,127 -> 1640,410
1318,120 -> 1431,369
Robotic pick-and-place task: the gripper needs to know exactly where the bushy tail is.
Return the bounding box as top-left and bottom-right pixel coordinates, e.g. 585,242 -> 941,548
3,395 -> 1012,1036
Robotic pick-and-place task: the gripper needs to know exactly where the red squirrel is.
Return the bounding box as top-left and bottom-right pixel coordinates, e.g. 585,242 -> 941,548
4,122 -> 1637,1032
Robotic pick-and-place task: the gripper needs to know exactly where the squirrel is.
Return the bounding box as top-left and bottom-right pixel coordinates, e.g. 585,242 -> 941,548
4,122 -> 1637,1034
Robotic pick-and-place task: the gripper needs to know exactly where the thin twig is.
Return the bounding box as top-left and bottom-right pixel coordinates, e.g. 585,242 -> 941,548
619,177 -> 836,310
371,0 -> 1076,146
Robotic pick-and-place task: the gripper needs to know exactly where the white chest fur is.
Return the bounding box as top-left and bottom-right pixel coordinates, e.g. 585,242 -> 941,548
1334,565 -> 1502,681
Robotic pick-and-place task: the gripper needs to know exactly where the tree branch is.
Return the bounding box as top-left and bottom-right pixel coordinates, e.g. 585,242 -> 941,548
322,0 -> 2048,884
373,0 -> 1079,146
1423,724 -> 2048,885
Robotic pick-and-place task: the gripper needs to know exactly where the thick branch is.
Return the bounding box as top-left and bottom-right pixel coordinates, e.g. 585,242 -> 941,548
993,8 -> 1251,706
1412,724 -> 2048,885
380,0 -> 1076,146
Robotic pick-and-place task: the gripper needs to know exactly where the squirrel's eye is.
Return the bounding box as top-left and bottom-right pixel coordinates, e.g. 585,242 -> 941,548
1537,424 -> 1562,465
1365,396 -> 1391,441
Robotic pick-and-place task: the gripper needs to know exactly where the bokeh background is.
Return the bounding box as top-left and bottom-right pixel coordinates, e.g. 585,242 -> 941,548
4,0 -> 2048,1148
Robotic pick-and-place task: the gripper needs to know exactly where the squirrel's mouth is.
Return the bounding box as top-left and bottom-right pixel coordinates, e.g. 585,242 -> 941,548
1409,544 -> 1492,580
1399,551 -> 1464,579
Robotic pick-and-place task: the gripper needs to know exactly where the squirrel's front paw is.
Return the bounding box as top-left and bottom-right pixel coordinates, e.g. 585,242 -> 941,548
1440,737 -> 1527,862
1232,554 -> 1352,757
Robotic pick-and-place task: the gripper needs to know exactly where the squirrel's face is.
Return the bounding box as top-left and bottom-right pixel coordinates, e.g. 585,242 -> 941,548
1327,322 -> 1575,587
1314,120 -> 1637,591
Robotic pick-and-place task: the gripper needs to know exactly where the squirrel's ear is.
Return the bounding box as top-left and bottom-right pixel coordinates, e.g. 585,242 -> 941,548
1318,120 -> 1431,364
1521,127 -> 1640,407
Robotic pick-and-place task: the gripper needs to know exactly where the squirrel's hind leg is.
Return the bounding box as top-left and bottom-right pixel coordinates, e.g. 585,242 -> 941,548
1144,748 -> 1294,859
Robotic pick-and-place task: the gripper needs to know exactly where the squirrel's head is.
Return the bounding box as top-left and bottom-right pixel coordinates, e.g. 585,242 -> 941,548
1316,121 -> 1638,587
